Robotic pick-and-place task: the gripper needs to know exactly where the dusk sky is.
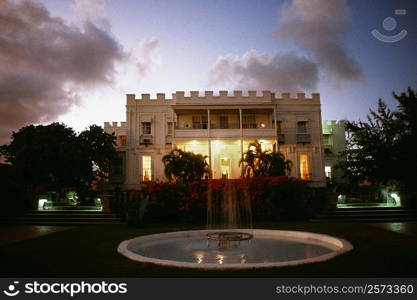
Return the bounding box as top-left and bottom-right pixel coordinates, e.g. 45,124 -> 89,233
1,0 -> 416,144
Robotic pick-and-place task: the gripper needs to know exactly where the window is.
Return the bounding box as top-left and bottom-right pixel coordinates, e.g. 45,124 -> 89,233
219,116 -> 229,129
220,157 -> 231,179
242,115 -> 256,128
142,122 -> 151,135
325,166 -> 332,179
142,156 -> 152,181
297,121 -> 307,133
192,115 -> 208,129
117,135 -> 126,147
299,154 -> 311,180
167,122 -> 173,136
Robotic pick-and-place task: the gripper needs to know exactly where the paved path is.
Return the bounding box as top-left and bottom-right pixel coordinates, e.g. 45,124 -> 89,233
369,222 -> 417,237
0,225 -> 73,246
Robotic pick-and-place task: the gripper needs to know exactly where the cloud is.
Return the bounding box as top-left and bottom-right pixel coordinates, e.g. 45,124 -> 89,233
0,0 -> 126,144
71,0 -> 109,29
72,0 -> 106,17
209,50 -> 319,92
133,38 -> 161,77
273,0 -> 362,83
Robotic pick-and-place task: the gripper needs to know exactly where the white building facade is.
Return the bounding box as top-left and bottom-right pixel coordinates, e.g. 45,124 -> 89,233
104,91 -> 326,188
322,120 -> 347,184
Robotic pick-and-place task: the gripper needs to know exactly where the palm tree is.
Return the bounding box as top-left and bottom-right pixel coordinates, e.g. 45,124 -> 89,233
239,141 -> 292,177
162,148 -> 210,183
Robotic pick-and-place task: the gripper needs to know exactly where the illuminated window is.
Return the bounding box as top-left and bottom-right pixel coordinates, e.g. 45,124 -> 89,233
297,121 -> 307,133
299,154 -> 310,180
192,115 -> 208,129
259,140 -> 273,151
242,115 -> 256,128
220,157 -> 230,179
325,166 -> 332,178
142,122 -> 151,135
142,156 -> 152,181
167,122 -> 173,135
117,135 -> 126,147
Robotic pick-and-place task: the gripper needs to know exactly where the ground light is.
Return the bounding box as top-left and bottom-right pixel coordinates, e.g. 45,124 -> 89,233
38,199 -> 48,210
390,193 -> 401,206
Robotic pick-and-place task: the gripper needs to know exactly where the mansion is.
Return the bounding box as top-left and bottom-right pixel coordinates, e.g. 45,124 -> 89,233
104,91 -> 344,188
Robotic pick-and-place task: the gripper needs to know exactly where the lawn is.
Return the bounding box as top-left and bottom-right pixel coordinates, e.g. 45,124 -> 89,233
1,222 -> 417,277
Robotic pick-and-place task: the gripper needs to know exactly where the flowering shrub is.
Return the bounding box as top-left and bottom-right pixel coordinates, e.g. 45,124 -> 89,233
139,176 -> 312,222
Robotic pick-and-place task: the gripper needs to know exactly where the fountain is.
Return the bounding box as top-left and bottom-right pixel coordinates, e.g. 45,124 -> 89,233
118,181 -> 353,269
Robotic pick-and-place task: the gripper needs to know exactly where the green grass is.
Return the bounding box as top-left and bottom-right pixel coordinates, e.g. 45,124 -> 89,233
1,222 -> 417,277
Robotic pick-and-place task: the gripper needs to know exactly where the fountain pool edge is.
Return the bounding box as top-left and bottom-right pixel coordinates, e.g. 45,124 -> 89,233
117,229 -> 353,270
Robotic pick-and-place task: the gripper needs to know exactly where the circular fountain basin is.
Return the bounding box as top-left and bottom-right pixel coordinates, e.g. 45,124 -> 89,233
118,229 -> 353,269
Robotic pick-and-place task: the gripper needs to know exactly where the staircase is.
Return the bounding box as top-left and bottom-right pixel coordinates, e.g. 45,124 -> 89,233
0,210 -> 124,225
312,207 -> 417,222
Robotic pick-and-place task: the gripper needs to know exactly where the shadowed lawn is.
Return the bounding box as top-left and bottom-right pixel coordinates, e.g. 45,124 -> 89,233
1,222 -> 417,277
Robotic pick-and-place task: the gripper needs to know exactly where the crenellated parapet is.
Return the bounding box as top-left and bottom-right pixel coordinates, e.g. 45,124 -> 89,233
126,93 -> 173,105
104,121 -> 127,135
323,120 -> 345,126
125,91 -> 320,106
278,92 -> 320,102
173,90 -> 274,105
104,121 -> 127,128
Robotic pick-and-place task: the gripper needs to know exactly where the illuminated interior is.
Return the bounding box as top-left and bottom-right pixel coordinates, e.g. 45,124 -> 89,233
325,166 -> 332,178
299,154 -> 310,180
142,155 -> 152,181
175,139 -> 276,179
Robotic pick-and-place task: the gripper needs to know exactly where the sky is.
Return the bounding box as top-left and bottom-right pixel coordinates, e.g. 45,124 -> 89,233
1,0 -> 416,144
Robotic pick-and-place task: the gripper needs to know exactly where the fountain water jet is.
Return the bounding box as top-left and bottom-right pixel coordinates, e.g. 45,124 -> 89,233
206,181 -> 253,249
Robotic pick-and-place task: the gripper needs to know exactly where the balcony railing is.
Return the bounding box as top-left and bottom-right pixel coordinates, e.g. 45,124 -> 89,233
139,135 -> 153,145
296,133 -> 311,144
175,123 -> 273,130
324,145 -> 333,154
210,123 -> 240,129
175,125 -> 207,129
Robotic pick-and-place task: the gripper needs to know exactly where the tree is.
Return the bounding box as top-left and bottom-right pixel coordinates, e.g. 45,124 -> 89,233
239,141 -> 292,177
78,125 -> 117,182
338,88 -> 417,204
162,148 -> 210,183
0,123 -> 116,192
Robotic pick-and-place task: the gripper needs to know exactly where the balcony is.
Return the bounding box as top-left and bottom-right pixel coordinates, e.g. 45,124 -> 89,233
174,128 -> 208,138
139,135 -> 153,145
324,144 -> 333,154
210,123 -> 240,129
210,129 -> 241,138
242,128 -> 275,137
296,133 -> 311,144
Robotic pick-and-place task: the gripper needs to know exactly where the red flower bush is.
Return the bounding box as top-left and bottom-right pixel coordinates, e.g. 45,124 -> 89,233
138,176 -> 310,222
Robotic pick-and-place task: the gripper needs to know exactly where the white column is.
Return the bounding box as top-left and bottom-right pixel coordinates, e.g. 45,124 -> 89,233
274,106 -> 278,151
208,139 -> 212,179
239,108 -> 243,136
240,139 -> 244,175
172,111 -> 176,138
207,109 -> 211,138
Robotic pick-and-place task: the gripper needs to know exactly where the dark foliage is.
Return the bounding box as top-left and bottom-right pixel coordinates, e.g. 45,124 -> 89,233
162,148 -> 210,183
0,123 -> 116,205
239,141 -> 292,177
338,88 -> 417,205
